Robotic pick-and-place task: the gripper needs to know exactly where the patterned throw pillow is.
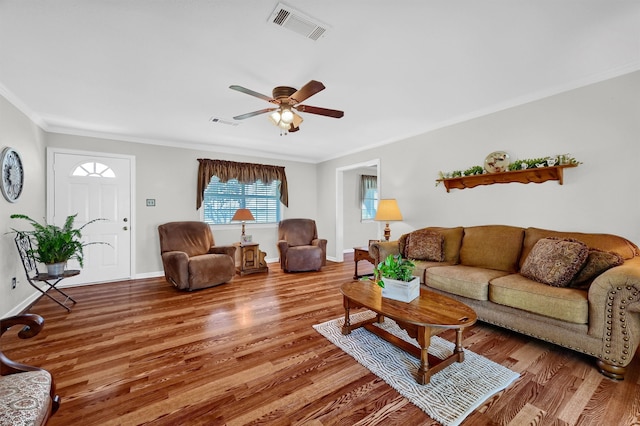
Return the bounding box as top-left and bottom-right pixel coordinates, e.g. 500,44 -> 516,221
405,230 -> 444,261
520,237 -> 589,287
570,249 -> 624,289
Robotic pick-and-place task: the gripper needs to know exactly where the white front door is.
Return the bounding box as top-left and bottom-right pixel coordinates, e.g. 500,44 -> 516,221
48,149 -> 134,285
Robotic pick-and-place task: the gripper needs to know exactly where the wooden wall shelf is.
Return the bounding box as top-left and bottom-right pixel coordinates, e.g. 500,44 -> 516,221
436,164 -> 578,192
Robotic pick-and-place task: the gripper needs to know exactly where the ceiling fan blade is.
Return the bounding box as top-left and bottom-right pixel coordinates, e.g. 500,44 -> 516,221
229,85 -> 276,103
295,104 -> 344,118
289,80 -> 325,104
233,108 -> 276,120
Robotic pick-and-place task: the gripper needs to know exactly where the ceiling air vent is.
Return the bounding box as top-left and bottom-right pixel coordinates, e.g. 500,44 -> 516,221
269,3 -> 328,41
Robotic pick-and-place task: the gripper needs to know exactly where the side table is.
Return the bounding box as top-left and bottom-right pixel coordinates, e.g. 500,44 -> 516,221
234,242 -> 268,276
353,247 -> 375,279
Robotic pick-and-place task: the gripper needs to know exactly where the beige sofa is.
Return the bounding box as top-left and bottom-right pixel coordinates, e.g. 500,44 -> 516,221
370,225 -> 640,380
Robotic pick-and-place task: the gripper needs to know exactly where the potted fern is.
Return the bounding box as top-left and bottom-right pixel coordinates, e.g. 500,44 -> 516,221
370,254 -> 420,302
9,213 -> 106,276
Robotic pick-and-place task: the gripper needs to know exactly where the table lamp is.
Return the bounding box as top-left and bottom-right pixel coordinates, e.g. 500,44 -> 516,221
231,208 -> 255,238
374,199 -> 403,241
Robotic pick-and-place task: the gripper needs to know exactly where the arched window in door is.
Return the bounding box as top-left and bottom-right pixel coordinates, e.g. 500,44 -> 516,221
72,162 -> 116,178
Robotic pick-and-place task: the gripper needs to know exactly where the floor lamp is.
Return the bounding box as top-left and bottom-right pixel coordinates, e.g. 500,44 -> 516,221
374,199 -> 403,241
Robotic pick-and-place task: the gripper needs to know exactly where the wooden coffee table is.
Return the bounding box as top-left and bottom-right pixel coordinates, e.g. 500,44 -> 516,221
340,280 -> 477,385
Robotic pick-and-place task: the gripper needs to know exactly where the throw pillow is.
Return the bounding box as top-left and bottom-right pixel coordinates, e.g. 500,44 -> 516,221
405,230 -> 444,261
520,237 -> 589,287
570,249 -> 624,289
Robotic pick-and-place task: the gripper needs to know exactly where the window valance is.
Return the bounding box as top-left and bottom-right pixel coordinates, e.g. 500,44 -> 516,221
359,175 -> 377,202
197,159 -> 289,209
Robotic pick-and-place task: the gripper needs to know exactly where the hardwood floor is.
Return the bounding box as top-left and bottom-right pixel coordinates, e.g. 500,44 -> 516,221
3,254 -> 639,425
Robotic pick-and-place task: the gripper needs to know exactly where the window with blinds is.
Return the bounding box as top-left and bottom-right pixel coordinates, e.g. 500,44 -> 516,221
360,174 -> 378,221
202,177 -> 281,225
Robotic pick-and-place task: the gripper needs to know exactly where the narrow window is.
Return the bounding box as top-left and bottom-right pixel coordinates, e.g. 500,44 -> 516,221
360,174 -> 378,221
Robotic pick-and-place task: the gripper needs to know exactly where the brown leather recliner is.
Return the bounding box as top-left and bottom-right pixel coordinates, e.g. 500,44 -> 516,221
158,221 -> 236,290
277,218 -> 327,272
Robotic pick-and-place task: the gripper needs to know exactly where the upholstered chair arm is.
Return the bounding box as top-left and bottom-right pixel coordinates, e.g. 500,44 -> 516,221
1,314 -> 45,376
1,313 -> 61,419
209,245 -> 236,258
161,251 -> 190,290
588,256 -> 640,373
311,238 -> 328,265
277,240 -> 289,269
369,240 -> 400,265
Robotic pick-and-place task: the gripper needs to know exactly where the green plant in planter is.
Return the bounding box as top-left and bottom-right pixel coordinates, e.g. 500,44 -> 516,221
369,254 -> 415,288
9,213 -> 107,267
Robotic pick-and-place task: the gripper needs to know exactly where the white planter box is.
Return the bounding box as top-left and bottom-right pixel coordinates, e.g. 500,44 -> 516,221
381,276 -> 420,303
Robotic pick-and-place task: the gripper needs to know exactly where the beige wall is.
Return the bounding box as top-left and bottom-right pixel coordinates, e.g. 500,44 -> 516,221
44,133 -> 318,279
2,70 -> 639,316
1,96 -> 47,316
318,71 -> 640,258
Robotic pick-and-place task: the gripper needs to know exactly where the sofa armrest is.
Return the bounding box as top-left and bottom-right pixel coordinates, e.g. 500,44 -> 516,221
588,256 -> 640,368
209,245 -> 236,258
369,241 -> 400,265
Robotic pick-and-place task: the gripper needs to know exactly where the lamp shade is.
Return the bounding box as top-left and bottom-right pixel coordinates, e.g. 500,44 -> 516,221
231,208 -> 255,222
374,199 -> 403,221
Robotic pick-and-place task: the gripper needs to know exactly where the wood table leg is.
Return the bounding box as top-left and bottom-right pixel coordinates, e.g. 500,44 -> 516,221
353,259 -> 359,280
416,325 -> 432,385
341,296 -> 351,335
454,328 -> 465,362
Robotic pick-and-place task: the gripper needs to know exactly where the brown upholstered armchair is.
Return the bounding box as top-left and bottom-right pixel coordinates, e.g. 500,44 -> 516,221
158,221 -> 236,290
1,313 -> 60,425
277,218 -> 327,272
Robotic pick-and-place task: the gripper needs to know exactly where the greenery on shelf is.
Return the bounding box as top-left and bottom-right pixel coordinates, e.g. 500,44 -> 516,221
436,154 -> 581,186
367,254 -> 415,288
9,213 -> 107,266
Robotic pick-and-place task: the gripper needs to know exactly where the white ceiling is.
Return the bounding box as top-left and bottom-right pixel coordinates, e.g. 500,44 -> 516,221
1,1 -> 639,163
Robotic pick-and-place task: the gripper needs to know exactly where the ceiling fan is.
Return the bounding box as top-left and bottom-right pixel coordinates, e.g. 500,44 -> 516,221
229,80 -> 344,134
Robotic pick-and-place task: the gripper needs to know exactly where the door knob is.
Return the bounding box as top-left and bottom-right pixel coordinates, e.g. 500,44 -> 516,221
123,226 -> 128,231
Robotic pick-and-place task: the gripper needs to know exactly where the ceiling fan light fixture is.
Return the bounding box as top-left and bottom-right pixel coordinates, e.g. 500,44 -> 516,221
268,111 -> 281,125
280,108 -> 294,124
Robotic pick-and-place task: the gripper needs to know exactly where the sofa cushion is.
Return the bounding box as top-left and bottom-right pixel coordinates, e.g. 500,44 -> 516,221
459,225 -> 525,273
405,229 -> 444,261
284,245 -> 324,271
412,260 -> 454,284
521,227 -> 639,269
399,227 -> 464,264
426,265 -> 511,301
520,238 -> 589,287
569,249 -> 624,289
489,273 -> 588,324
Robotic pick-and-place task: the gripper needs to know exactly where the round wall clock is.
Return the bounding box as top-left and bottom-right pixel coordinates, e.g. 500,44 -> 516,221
484,151 -> 510,173
1,147 -> 24,203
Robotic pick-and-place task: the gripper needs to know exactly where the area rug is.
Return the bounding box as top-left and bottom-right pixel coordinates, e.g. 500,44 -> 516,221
313,311 -> 519,426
